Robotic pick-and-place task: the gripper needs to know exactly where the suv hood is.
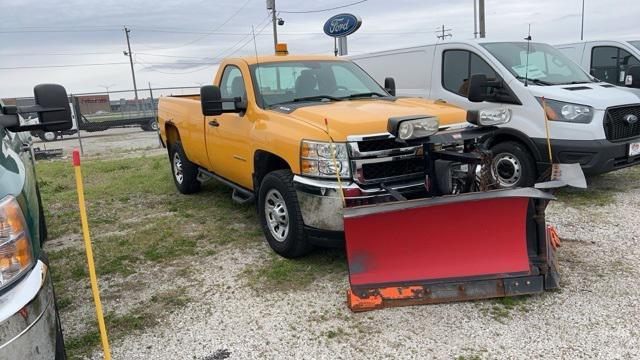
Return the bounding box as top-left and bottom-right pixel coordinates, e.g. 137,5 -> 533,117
526,82 -> 640,110
280,98 -> 467,140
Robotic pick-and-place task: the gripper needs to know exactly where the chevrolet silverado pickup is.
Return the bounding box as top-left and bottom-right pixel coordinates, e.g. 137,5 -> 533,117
158,48 -> 479,258
0,84 -> 73,359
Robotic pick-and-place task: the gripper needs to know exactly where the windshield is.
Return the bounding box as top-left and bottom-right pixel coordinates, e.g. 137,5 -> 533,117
250,60 -> 388,107
482,42 -> 593,85
629,41 -> 640,52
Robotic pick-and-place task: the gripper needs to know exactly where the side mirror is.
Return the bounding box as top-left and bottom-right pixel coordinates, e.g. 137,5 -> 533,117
384,77 -> 396,96
33,84 -> 73,131
625,66 -> 640,88
201,85 -> 223,116
468,74 -> 488,102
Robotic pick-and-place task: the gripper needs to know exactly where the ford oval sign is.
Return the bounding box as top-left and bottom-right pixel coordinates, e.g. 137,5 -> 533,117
323,13 -> 362,38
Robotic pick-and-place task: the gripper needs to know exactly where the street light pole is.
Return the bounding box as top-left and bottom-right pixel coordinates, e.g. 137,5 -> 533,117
478,0 -> 486,38
580,0 -> 585,40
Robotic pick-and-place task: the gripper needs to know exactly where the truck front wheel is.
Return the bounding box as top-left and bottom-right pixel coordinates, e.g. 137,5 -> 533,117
258,170 -> 312,258
169,141 -> 201,194
490,141 -> 536,188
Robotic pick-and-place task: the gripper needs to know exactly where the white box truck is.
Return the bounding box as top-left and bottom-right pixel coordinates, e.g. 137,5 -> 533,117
351,40 -> 640,187
556,40 -> 640,88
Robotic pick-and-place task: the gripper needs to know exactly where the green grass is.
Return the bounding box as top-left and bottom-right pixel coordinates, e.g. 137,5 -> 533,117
37,155 -> 262,358
556,166 -> 640,207
245,249 -> 347,291
482,296 -> 530,323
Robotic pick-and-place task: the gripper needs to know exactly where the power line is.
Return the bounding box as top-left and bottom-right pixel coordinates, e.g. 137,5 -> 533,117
0,62 -> 129,70
279,0 -> 367,13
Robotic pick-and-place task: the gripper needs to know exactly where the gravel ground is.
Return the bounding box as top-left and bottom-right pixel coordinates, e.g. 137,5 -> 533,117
92,172 -> 639,359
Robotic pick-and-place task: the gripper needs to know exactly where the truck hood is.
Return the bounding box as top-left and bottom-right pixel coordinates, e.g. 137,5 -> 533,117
525,82 -> 640,110
281,98 -> 467,140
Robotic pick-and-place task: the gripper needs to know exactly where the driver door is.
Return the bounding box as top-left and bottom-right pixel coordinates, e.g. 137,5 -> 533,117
205,65 -> 253,189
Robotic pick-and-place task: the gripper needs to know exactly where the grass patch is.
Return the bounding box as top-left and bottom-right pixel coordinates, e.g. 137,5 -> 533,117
482,296 -> 530,323
556,166 -> 640,207
246,249 -> 346,291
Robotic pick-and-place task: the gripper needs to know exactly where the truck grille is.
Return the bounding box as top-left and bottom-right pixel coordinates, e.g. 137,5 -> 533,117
603,105 -> 640,142
362,157 -> 424,179
348,133 -> 422,185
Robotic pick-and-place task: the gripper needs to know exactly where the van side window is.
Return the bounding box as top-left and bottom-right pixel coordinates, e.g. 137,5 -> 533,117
591,46 -> 640,85
220,66 -> 246,109
442,50 -> 497,97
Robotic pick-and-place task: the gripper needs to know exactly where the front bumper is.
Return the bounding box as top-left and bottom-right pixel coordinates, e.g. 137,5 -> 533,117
532,137 -> 640,175
293,175 -> 424,234
0,260 -> 59,359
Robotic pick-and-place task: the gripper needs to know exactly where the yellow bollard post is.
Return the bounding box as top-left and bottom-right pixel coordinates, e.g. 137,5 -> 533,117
72,148 -> 112,360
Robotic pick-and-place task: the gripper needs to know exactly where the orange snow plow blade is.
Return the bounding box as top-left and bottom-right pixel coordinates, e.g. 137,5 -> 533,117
343,188 -> 560,312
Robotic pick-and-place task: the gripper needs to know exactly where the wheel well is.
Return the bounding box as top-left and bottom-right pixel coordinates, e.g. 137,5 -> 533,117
485,131 -> 542,165
165,124 -> 180,149
253,150 -> 291,190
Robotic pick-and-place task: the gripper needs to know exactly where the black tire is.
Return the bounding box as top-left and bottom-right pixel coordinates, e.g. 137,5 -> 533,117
258,170 -> 312,258
54,302 -> 66,360
141,119 -> 159,132
490,141 -> 536,188
169,141 -> 201,194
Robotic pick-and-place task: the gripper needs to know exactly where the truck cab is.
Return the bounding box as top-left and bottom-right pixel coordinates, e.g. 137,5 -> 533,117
0,84 -> 73,359
158,50 -> 503,258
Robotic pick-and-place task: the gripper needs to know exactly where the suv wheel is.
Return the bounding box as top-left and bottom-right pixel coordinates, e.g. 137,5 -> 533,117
258,170 -> 311,258
490,141 -> 536,188
169,141 -> 201,194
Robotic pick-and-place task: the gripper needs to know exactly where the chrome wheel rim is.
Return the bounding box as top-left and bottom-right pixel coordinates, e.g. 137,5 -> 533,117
264,189 -> 289,242
492,153 -> 521,187
173,152 -> 184,184
151,121 -> 159,131
43,132 -> 56,141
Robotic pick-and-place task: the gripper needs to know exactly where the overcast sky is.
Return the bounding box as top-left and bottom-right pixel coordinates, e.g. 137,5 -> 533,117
1,0 -> 638,98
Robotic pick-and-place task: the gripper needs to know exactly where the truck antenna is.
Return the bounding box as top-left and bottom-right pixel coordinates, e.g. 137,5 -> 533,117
524,24 -> 532,87
252,25 -> 263,91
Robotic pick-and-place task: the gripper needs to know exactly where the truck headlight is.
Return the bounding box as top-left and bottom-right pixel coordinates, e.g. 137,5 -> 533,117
387,116 -> 439,141
0,196 -> 34,289
537,98 -> 593,124
300,140 -> 350,178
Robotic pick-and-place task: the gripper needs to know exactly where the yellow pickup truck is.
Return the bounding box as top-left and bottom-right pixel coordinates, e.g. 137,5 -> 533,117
158,48 -> 473,257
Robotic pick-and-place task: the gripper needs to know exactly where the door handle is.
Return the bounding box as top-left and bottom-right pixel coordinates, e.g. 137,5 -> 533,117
208,120 -> 220,127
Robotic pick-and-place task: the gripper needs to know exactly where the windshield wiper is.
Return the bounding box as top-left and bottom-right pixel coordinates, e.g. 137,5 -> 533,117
343,92 -> 388,99
558,81 -> 593,85
291,95 -> 343,103
515,76 -> 553,86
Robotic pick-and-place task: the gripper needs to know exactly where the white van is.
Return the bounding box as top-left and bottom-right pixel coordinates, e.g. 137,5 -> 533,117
351,40 -> 640,187
556,40 -> 640,87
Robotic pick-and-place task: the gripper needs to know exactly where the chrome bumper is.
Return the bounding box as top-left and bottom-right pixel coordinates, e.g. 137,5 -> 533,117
0,261 -> 58,360
293,175 -> 424,232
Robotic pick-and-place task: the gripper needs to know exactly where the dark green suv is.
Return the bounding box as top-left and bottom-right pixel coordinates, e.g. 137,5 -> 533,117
0,84 -> 73,359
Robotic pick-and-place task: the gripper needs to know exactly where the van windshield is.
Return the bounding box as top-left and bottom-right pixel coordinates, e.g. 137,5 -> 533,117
250,60 -> 388,108
481,42 -> 593,85
629,41 -> 640,52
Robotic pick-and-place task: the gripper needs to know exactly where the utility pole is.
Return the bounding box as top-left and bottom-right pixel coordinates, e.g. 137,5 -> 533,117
436,25 -> 452,40
123,27 -> 139,100
99,84 -> 115,97
473,0 -> 478,39
580,0 -> 585,40
478,0 -> 486,38
266,0 -> 278,52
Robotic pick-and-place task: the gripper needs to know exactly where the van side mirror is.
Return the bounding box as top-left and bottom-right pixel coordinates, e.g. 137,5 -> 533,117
2,84 -> 73,132
625,66 -> 640,88
201,85 -> 223,116
384,77 -> 396,96
468,74 -> 488,102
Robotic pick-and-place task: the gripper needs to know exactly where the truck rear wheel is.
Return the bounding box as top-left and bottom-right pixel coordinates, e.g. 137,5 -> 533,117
258,170 -> 312,258
490,141 -> 536,188
169,141 -> 201,194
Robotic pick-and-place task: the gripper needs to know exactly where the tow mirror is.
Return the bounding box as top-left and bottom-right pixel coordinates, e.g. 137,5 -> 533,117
2,84 -> 72,132
384,77 -> 396,96
468,74 -> 488,102
625,66 -> 640,88
201,85 -> 223,116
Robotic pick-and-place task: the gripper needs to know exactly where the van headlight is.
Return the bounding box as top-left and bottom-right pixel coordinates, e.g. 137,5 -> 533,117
0,196 -> 34,289
387,116 -> 439,141
300,140 -> 350,178
537,98 -> 593,123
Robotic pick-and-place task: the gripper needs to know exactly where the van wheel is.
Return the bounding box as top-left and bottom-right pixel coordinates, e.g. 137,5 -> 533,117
169,141 -> 201,194
258,170 -> 312,258
38,131 -> 58,142
490,141 -> 536,188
